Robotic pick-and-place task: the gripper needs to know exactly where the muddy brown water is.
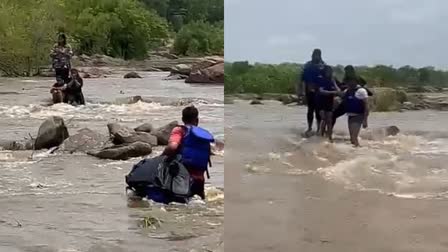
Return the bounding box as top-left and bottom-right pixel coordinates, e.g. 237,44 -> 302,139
0,71 -> 223,252
225,100 -> 448,252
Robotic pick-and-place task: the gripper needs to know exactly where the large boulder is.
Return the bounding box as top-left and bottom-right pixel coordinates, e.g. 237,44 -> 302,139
34,116 -> 69,150
170,64 -> 192,75
151,121 -> 178,145
60,128 -> 110,153
186,62 -> 224,84
134,123 -> 154,133
107,123 -> 157,146
118,132 -> 158,146
124,72 -> 142,79
107,123 -> 135,143
88,141 -> 152,160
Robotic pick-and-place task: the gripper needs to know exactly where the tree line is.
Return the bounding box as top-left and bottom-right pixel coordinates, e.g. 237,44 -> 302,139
0,0 -> 223,76
225,61 -> 448,94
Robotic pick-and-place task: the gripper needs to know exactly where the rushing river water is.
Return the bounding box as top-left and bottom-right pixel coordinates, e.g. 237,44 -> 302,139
0,72 -> 223,252
225,100 -> 448,251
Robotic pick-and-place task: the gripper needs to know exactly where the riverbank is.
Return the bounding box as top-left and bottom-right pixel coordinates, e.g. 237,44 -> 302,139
225,87 -> 448,112
37,54 -> 224,84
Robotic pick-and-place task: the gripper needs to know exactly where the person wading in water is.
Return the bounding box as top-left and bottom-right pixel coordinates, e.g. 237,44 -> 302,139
332,65 -> 373,128
299,49 -> 326,135
50,33 -> 73,84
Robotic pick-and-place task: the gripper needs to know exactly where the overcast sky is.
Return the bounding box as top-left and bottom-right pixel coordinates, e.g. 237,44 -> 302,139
225,0 -> 448,69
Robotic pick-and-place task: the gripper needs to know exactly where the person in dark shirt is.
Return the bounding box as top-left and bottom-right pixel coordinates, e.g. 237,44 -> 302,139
64,68 -> 85,105
332,65 -> 373,127
299,49 -> 326,134
316,65 -> 341,142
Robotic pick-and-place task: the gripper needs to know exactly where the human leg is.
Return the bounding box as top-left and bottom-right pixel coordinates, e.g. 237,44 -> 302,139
348,115 -> 363,147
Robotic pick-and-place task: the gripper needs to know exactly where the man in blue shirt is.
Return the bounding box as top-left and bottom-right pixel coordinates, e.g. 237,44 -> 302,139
298,49 -> 326,134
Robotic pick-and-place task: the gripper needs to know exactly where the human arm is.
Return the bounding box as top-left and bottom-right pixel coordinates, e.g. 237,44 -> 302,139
357,88 -> 370,128
161,127 -> 183,157
50,44 -> 59,58
62,44 -> 73,57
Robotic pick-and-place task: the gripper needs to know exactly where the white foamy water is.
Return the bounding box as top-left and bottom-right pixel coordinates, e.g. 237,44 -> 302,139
0,75 -> 223,252
227,102 -> 448,200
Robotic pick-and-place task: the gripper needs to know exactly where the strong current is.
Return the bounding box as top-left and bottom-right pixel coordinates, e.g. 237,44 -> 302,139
0,71 -> 223,252
225,99 -> 448,251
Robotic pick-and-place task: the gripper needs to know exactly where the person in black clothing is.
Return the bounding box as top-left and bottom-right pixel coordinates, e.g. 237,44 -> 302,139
64,68 -> 85,105
332,65 -> 373,127
300,49 -> 326,134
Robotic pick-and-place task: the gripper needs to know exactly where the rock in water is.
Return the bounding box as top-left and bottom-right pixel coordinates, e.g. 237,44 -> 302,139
134,123 -> 154,133
34,116 -> 69,150
60,128 -> 110,153
88,142 -> 152,160
118,132 -> 158,146
107,123 -> 157,145
124,72 -> 142,79
151,121 -> 178,145
170,64 -> 192,75
186,62 -> 224,84
107,123 -> 135,140
250,100 -> 263,105
385,126 -> 400,136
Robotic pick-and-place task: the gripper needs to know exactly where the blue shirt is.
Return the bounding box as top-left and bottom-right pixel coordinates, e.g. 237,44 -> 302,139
301,61 -> 325,84
316,76 -> 336,92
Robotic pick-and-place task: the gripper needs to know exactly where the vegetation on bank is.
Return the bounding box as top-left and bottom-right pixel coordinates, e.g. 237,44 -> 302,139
225,61 -> 448,94
0,0 -> 223,76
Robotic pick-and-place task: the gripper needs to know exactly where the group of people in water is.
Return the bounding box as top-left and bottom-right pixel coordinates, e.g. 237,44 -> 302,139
126,105 -> 218,204
300,49 -> 373,146
47,33 -> 215,204
50,33 -> 85,105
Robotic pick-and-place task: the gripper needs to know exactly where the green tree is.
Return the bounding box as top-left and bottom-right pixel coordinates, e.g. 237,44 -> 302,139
173,21 -> 223,56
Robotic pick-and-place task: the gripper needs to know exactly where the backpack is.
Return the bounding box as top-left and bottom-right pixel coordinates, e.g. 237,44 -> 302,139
125,155 -> 191,198
180,126 -> 214,174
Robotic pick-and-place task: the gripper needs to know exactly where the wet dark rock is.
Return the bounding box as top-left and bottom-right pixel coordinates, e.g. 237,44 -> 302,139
60,128 -> 110,153
134,123 -> 154,133
88,141 -> 152,160
151,121 -> 178,145
107,123 -> 135,142
119,132 -> 158,146
108,123 -> 157,146
34,116 -> 69,150
385,126 -> 400,136
124,72 -> 142,79
250,100 -> 263,105
186,62 -> 224,84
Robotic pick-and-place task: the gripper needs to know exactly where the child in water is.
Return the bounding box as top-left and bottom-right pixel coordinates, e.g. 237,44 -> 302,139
64,68 -> 85,105
344,77 -> 369,147
316,65 -> 341,142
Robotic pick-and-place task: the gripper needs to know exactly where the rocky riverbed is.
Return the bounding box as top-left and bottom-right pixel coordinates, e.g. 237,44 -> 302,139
225,87 -> 448,112
38,54 -> 224,85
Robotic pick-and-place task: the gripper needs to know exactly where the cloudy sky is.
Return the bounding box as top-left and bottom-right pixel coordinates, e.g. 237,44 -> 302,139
225,0 -> 448,69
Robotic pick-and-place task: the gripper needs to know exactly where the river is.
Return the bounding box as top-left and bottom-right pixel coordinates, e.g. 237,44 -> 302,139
225,100 -> 448,252
0,71 -> 224,252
